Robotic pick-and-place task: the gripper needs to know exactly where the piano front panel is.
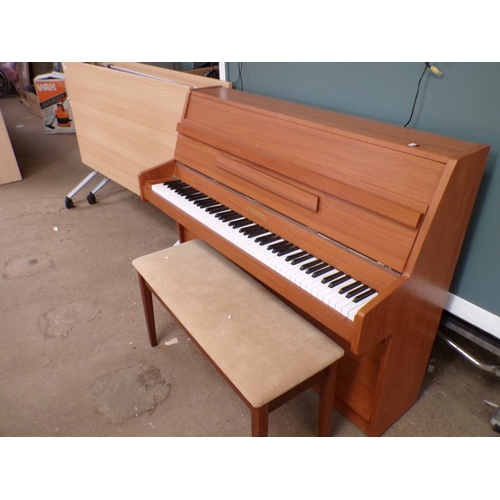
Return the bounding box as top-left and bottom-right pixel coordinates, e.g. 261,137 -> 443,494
335,338 -> 387,424
175,134 -> 421,272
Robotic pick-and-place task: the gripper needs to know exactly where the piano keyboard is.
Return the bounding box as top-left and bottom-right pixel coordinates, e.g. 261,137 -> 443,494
152,180 -> 379,321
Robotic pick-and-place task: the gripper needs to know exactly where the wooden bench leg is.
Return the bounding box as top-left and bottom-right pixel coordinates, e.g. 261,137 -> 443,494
251,405 -> 269,437
137,273 -> 158,347
318,363 -> 338,437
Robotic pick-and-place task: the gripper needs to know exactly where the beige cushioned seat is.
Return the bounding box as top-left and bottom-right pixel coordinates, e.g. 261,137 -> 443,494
132,239 -> 344,408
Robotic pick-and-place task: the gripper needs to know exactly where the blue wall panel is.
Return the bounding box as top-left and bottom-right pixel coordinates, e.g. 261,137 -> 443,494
226,62 -> 500,317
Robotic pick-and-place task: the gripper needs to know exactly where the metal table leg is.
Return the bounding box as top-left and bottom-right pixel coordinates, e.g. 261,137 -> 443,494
65,171 -> 110,208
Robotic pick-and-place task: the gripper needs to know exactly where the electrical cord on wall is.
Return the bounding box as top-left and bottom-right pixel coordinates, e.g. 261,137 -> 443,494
404,62 -> 443,127
234,62 -> 244,90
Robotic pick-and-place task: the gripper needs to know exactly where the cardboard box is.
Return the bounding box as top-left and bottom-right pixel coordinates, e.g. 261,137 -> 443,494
27,91 -> 43,119
34,72 -> 75,134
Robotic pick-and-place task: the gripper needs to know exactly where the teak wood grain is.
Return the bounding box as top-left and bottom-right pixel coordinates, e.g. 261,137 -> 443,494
138,87 -> 490,436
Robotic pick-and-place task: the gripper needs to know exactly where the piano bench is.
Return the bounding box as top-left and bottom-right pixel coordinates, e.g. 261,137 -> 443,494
132,239 -> 345,437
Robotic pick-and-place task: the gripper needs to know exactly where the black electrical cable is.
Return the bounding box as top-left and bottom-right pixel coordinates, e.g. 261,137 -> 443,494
235,62 -> 244,90
403,62 -> 430,127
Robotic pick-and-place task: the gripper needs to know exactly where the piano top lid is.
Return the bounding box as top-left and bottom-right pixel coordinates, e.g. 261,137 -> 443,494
190,87 -> 489,164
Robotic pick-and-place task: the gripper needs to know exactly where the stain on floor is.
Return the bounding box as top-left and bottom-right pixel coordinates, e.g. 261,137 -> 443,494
39,300 -> 100,338
3,253 -> 54,279
90,364 -> 171,424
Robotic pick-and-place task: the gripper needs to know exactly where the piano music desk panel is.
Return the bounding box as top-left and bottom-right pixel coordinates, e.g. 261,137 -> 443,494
138,87 -> 490,436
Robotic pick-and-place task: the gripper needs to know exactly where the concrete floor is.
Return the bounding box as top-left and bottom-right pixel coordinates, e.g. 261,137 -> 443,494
1,94 -> 499,438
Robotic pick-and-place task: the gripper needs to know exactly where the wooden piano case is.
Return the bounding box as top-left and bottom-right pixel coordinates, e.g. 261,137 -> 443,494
139,87 -> 490,436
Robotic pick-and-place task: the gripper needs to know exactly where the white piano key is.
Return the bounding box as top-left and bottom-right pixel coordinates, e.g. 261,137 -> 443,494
346,293 -> 379,320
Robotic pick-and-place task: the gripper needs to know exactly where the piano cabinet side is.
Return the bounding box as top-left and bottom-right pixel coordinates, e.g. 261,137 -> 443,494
353,146 -> 489,436
137,160 -> 177,201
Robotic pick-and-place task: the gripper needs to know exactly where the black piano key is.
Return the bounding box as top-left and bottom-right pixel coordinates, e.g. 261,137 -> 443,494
240,224 -> 262,234
207,205 -> 229,214
339,281 -> 362,294
328,275 -> 351,288
221,213 -> 243,222
177,186 -> 198,194
321,271 -> 343,283
205,204 -> 223,212
172,182 -> 193,189
300,259 -> 322,271
291,254 -> 314,265
266,239 -> 285,250
164,180 -> 185,188
239,224 -> 260,233
215,210 -> 237,219
241,226 -> 264,236
179,190 -> 199,198
229,219 -> 253,228
259,235 -> 281,245
185,193 -> 207,201
272,242 -> 293,253
346,285 -> 369,299
247,228 -> 269,238
305,262 -> 329,274
255,232 -> 276,243
196,199 -> 219,208
311,266 -> 335,278
244,224 -> 265,233
268,240 -> 290,252
277,245 -> 299,256
273,242 -> 294,254
353,289 -> 377,303
285,250 -> 307,262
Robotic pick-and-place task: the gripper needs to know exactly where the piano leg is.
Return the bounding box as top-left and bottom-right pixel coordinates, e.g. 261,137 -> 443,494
137,274 -> 158,347
318,363 -> 338,437
251,405 -> 270,437
177,223 -> 198,243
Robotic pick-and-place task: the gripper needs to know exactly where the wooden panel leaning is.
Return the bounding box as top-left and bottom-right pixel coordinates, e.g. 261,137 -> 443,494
132,239 -> 345,437
63,62 -> 230,195
0,110 -> 22,186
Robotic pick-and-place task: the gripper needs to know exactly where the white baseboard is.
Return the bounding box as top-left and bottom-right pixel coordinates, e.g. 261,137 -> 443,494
445,293 -> 500,341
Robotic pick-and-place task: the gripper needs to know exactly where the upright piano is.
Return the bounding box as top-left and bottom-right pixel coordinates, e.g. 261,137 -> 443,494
139,87 -> 490,436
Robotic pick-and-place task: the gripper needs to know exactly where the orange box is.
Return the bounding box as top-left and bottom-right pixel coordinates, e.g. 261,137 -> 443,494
34,72 -> 75,134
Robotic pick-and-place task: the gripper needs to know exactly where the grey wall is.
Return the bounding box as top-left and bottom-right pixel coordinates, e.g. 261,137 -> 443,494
226,62 -> 500,318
